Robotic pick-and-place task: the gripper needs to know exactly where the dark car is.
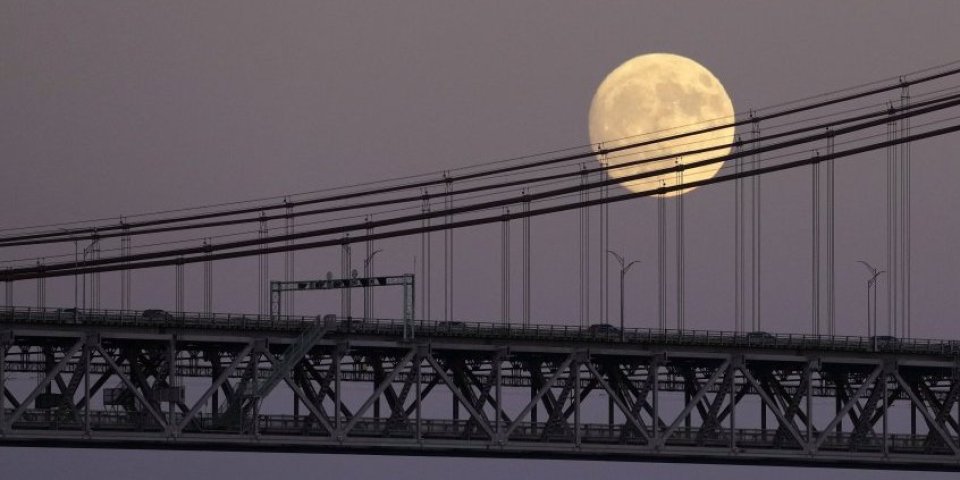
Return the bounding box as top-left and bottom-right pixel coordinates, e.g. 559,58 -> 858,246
437,321 -> 467,332
745,331 -> 775,343
872,335 -> 900,349
587,323 -> 620,336
142,309 -> 173,321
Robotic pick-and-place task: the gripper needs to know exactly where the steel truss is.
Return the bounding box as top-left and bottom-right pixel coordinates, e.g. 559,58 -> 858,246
2,309 -> 960,470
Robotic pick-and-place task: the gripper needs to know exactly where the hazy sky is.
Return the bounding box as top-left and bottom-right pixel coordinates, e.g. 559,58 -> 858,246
3,1 -> 960,478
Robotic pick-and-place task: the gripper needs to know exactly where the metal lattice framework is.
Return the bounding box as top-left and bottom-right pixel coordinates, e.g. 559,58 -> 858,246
2,307 -> 960,471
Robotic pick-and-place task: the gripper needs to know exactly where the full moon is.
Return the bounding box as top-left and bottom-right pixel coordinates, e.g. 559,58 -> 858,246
588,53 -> 735,196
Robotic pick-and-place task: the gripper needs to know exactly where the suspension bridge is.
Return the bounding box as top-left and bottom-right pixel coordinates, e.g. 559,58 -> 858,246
3,62 -> 960,470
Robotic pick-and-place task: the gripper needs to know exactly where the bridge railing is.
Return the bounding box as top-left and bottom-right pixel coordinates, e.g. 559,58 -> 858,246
2,305 -> 960,356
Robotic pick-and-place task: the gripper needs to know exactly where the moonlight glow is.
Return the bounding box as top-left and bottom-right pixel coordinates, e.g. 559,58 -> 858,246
588,53 -> 736,196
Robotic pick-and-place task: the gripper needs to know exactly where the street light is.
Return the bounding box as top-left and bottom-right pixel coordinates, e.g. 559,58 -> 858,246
858,260 -> 885,348
608,250 -> 641,341
363,249 -> 383,321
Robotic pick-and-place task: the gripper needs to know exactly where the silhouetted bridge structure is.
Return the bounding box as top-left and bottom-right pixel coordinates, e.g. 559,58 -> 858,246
3,307 -> 960,471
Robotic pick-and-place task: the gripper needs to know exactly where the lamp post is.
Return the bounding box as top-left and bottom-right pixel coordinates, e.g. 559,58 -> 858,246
858,260 -> 885,349
363,249 -> 383,321
608,250 -> 641,341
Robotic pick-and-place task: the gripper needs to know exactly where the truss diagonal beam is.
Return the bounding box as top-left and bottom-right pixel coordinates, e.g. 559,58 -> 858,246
813,364 -> 882,451
504,354 -> 574,439
424,354 -> 495,440
584,361 -> 650,443
740,365 -> 808,451
342,349 -> 416,436
94,344 -> 169,429
658,359 -> 730,446
892,370 -> 960,456
178,342 -> 254,432
5,338 -> 83,428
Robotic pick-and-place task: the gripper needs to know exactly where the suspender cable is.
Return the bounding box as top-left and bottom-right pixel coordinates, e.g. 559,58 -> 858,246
10,119 -> 960,282
812,148 -> 820,335
600,157 -> 610,326
676,159 -> 685,330
284,202 -> 294,316
522,191 -> 531,326
421,191 -> 431,321
203,239 -> 212,316
258,215 -> 268,316
827,130 -> 836,335
658,182 -> 666,331
886,105 -> 898,336
174,258 -> 184,313
340,239 -> 351,319
733,135 -> 746,332
444,174 -> 453,322
901,84 -> 912,337
501,207 -> 510,325
751,116 -> 762,332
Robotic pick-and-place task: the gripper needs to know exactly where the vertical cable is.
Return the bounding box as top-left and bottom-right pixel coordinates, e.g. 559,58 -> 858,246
676,159 -> 685,330
522,191 -> 531,326
751,116 -> 762,332
258,214 -> 268,316
341,239 -> 351,319
421,191 -> 431,321
501,207 -> 510,325
175,258 -> 184,313
203,239 -> 212,316
827,130 -> 836,335
901,84 -> 912,337
658,181 -> 666,331
365,216 -> 375,321
601,158 -> 610,326
121,221 -> 131,310
444,174 -> 454,322
91,239 -> 100,310
3,270 -> 11,307
735,138 -> 744,333
579,165 -> 590,328
812,149 -> 821,335
284,202 -> 294,316
886,105 -> 898,337
36,260 -> 45,309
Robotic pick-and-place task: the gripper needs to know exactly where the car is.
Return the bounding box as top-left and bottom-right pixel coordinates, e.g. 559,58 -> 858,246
587,323 -> 620,335
872,335 -> 900,349
437,321 -> 467,331
745,331 -> 775,342
141,309 -> 173,321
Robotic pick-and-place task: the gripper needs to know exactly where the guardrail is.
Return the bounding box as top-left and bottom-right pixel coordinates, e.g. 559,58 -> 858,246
2,306 -> 960,356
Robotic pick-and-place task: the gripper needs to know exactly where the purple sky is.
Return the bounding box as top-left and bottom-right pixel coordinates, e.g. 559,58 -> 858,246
3,1 -> 960,478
